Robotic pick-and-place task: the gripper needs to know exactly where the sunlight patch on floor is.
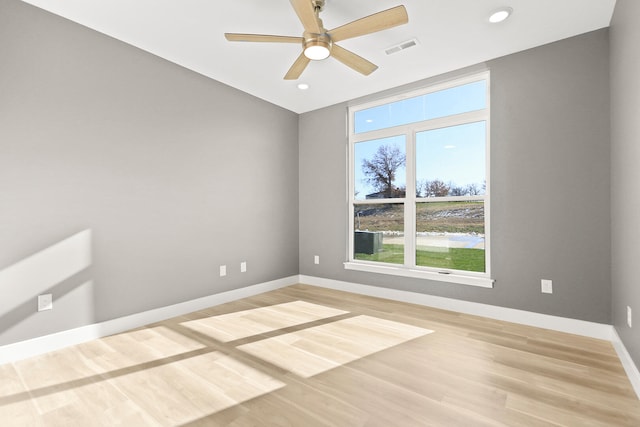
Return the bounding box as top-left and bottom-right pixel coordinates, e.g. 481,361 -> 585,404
238,315 -> 433,378
180,300 -> 349,342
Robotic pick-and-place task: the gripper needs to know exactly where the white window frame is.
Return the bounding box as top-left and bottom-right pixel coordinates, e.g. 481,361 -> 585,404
345,72 -> 494,288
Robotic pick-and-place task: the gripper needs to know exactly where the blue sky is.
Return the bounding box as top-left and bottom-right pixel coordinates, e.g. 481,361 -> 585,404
353,80 -> 486,199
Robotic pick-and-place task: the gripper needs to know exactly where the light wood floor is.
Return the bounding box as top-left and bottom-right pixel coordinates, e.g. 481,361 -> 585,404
1,284 -> 639,426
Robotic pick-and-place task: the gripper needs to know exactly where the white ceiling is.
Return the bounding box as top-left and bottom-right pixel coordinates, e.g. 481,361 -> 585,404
21,0 -> 616,113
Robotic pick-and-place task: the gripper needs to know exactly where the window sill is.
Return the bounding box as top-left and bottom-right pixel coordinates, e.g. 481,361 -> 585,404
343,262 -> 494,288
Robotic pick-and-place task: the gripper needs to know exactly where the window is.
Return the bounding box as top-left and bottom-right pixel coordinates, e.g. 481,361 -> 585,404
346,72 -> 493,288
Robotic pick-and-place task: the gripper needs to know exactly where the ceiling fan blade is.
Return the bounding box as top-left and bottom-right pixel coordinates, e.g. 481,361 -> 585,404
289,0 -> 322,34
225,33 -> 303,43
328,5 -> 408,42
331,44 -> 378,76
284,53 -> 311,80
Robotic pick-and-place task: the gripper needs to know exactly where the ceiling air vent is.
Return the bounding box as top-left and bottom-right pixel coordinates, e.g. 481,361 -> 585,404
385,38 -> 418,55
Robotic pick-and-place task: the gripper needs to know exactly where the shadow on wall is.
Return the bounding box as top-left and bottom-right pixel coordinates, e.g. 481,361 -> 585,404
0,230 -> 93,343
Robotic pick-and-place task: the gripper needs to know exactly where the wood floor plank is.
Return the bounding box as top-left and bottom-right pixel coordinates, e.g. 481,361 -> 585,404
0,363 -> 42,426
1,283 -> 638,426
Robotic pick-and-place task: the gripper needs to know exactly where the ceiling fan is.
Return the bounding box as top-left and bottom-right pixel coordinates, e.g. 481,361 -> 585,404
224,0 -> 409,80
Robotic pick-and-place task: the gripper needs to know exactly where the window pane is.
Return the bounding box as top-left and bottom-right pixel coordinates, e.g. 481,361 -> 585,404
354,80 -> 486,133
354,135 -> 406,200
416,122 -> 486,197
416,201 -> 485,272
354,204 -> 404,264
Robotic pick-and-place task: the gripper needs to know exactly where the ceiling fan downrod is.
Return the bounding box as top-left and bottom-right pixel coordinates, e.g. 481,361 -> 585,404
311,0 -> 325,15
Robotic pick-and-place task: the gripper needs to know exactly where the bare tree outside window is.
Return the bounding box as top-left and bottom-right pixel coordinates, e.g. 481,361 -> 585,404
449,184 -> 467,196
361,145 -> 406,198
466,183 -> 482,196
421,179 -> 450,197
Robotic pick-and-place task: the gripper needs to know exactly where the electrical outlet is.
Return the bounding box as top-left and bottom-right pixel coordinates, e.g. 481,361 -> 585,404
628,306 -> 633,328
240,261 -> 247,273
314,255 -> 320,265
541,279 -> 553,294
38,294 -> 53,311
219,265 -> 227,277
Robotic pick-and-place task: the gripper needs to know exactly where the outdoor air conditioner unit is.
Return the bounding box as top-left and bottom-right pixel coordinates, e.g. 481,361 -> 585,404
354,231 -> 383,255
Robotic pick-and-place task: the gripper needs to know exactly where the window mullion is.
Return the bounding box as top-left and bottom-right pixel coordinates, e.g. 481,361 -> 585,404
404,131 -> 416,267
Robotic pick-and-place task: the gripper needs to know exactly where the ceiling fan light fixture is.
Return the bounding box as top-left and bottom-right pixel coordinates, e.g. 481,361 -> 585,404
304,44 -> 330,60
489,7 -> 513,23
303,37 -> 331,60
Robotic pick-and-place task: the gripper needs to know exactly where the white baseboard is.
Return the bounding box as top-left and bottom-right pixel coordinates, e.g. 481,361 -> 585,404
0,275 -> 297,366
299,275 -> 613,340
612,328 -> 640,399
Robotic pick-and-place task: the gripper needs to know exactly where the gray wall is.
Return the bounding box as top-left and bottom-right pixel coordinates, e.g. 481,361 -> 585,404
0,0 -> 299,346
300,29 -> 611,323
611,0 -> 640,367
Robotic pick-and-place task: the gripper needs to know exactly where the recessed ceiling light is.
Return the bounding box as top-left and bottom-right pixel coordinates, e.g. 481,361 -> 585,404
297,83 -> 309,90
489,7 -> 513,24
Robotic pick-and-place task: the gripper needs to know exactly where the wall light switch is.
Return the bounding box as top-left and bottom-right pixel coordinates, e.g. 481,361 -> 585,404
541,279 -> 553,294
38,294 -> 53,311
219,265 -> 227,277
